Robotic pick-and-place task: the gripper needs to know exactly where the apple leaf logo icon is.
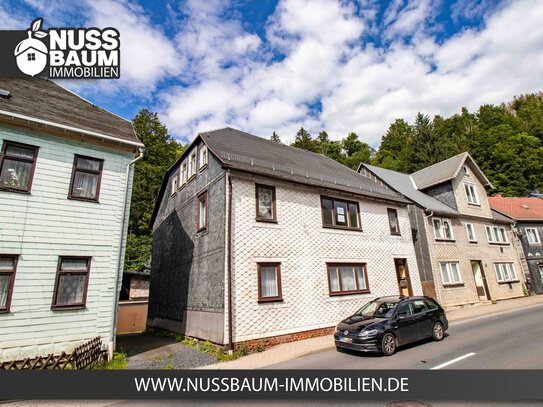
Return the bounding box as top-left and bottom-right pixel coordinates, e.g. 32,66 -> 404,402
14,18 -> 49,77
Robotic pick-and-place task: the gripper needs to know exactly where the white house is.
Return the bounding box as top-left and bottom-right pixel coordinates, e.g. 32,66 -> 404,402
0,78 -> 144,361
148,128 -> 423,349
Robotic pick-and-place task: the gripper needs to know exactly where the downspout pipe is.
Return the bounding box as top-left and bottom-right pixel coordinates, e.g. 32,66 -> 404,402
227,171 -> 233,351
109,146 -> 145,360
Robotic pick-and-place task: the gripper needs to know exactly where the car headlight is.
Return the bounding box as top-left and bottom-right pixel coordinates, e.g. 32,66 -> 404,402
359,329 -> 378,338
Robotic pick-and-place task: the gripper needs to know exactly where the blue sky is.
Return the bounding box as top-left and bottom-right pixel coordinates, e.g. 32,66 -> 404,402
1,0 -> 542,146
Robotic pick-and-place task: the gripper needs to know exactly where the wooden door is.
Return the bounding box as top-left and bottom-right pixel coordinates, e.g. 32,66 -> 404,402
471,260 -> 490,301
395,258 -> 413,296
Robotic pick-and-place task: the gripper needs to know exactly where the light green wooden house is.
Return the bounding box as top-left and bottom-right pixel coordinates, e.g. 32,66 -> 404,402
0,78 -> 144,362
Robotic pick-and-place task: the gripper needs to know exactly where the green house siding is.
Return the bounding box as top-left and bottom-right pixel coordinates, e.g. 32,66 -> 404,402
0,123 -> 134,361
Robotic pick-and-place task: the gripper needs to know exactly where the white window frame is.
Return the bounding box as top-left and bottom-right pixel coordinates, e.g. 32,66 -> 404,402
486,225 -> 509,244
464,182 -> 479,205
171,174 -> 178,195
465,223 -> 477,242
180,161 -> 188,185
433,217 -> 454,240
199,146 -> 208,169
463,165 -> 470,176
526,228 -> 541,245
189,152 -> 196,178
439,261 -> 462,285
494,262 -> 517,283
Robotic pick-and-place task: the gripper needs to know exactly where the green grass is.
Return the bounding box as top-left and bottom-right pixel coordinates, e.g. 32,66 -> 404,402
154,354 -> 164,360
93,351 -> 127,370
168,352 -> 177,358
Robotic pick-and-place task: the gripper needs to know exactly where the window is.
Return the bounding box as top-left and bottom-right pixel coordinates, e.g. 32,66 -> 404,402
0,141 -> 39,193
526,228 -> 541,245
197,192 -> 207,231
199,146 -> 208,169
433,218 -> 454,240
463,165 -> 470,176
466,223 -> 477,242
327,263 -> 369,295
257,263 -> 282,302
189,152 -> 196,178
68,155 -> 104,202
180,161 -> 188,185
494,262 -> 517,283
255,184 -> 276,222
464,182 -> 479,205
321,197 -> 361,230
52,257 -> 91,310
485,225 -> 509,244
0,255 -> 18,313
171,175 -> 178,196
28,53 -> 36,61
411,299 -> 429,314
387,208 -> 400,235
439,262 -> 462,285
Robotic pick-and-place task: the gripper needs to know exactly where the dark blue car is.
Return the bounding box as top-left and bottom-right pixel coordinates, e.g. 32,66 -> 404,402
334,296 -> 448,356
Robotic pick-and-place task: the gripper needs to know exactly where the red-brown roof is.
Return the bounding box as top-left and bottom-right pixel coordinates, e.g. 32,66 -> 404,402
488,196 -> 543,220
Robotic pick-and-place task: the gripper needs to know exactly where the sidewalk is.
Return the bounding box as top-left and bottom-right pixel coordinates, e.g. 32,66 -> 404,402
199,294 -> 543,370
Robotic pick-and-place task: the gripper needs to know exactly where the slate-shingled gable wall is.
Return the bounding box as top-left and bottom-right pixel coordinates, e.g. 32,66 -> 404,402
148,141 -> 226,343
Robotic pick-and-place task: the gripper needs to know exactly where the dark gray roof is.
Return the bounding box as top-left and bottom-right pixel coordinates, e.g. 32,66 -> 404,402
202,127 -> 407,203
411,152 -> 493,190
0,78 -> 142,147
362,164 -> 458,215
491,208 -> 515,223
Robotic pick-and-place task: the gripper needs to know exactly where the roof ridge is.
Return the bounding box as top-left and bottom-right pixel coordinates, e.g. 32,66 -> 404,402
410,152 -> 468,176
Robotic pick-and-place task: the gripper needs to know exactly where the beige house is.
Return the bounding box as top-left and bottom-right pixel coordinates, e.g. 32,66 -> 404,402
360,153 -> 526,308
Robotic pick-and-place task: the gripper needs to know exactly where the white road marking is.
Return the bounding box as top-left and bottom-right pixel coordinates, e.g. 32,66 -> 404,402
430,352 -> 476,370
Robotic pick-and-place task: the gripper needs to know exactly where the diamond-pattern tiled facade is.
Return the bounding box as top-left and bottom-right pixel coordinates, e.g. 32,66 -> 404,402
229,173 -> 423,343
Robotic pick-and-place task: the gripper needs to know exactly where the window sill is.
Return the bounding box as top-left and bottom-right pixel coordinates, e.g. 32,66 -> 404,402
323,225 -> 362,232
51,305 -> 86,311
197,226 -> 208,234
390,232 -> 401,236
468,240 -> 478,244
199,164 -> 208,172
68,196 -> 100,203
489,242 -> 510,246
467,203 -> 481,207
442,283 -> 464,288
0,308 -> 10,314
435,238 -> 456,243
0,186 -> 30,194
187,175 -> 196,183
329,290 -> 370,296
498,280 -> 519,284
256,218 -> 277,223
258,297 -> 283,303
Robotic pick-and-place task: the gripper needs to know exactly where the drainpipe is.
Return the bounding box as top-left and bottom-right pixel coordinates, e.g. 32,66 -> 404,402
109,146 -> 145,360
423,210 -> 444,305
226,171 -> 233,351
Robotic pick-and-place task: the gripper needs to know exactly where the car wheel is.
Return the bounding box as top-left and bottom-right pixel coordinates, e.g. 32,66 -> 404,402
381,332 -> 396,356
432,321 -> 444,341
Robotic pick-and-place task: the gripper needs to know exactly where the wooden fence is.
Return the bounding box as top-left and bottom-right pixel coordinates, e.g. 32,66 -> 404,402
0,336 -> 106,370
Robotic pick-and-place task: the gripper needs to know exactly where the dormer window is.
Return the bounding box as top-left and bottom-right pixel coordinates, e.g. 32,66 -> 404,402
189,152 -> 196,178
180,161 -> 188,185
464,182 -> 479,205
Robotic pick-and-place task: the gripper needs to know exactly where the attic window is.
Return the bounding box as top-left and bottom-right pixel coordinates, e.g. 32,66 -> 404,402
27,53 -> 36,61
463,166 -> 470,176
0,89 -> 10,99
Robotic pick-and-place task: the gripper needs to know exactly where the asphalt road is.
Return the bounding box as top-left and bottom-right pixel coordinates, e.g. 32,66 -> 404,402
268,303 -> 543,370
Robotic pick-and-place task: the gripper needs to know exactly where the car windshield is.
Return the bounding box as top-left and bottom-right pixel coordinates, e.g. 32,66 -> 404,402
355,300 -> 398,319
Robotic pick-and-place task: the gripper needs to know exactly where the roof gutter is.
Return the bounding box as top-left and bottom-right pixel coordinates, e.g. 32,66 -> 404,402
0,109 -> 145,149
109,146 -> 145,360
226,170 -> 233,351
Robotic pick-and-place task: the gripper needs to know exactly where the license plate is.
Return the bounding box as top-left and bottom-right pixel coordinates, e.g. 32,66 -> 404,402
339,336 -> 352,344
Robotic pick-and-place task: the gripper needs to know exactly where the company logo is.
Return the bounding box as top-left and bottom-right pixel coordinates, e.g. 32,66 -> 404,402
1,18 -> 120,79
14,19 -> 48,77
